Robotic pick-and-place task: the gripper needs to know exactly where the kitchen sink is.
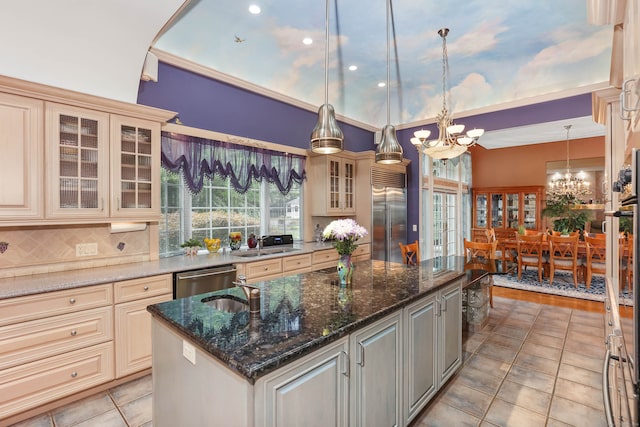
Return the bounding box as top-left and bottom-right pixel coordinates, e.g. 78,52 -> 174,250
202,296 -> 248,313
233,247 -> 300,258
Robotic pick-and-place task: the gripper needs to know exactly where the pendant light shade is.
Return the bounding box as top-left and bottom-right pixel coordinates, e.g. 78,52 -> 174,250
375,0 -> 402,164
310,0 -> 344,154
311,103 -> 344,154
375,124 -> 403,164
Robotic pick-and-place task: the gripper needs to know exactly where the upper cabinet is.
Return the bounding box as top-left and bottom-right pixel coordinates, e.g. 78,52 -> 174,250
309,154 -> 356,216
0,75 -> 175,226
0,92 -> 43,220
46,103 -> 110,219
472,186 -> 544,241
110,116 -> 160,218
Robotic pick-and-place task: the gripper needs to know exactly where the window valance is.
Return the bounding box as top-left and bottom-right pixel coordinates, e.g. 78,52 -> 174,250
161,131 -> 306,195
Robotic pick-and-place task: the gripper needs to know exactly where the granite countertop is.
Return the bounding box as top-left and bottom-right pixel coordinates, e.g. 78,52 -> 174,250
148,256 -> 508,383
0,242 -> 338,300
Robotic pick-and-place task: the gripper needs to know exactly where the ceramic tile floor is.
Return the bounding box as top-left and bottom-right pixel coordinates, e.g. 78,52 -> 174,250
10,295 -> 610,427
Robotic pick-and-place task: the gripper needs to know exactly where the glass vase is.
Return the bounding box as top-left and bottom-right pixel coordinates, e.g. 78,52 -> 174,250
337,254 -> 354,286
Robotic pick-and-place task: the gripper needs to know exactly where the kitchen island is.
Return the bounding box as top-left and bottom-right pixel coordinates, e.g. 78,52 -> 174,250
148,257 -> 507,427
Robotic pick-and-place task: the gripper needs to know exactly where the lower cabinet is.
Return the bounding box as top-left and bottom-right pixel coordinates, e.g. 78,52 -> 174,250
254,337 -> 349,427
404,280 -> 462,424
114,275 -> 172,378
350,311 -> 403,427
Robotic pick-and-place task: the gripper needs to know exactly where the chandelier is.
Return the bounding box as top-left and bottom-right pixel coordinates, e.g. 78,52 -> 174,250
410,28 -> 484,160
548,125 -> 591,197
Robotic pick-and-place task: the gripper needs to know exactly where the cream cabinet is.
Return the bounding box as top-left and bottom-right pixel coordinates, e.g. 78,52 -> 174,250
0,92 -> 43,220
46,103 -> 110,218
282,252 -> 313,275
110,116 -> 161,219
350,311 -> 403,427
114,275 -> 172,378
242,258 -> 283,283
0,284 -> 114,419
254,337 -> 349,427
309,154 -> 356,216
312,248 -> 341,270
353,243 -> 371,262
0,75 -> 175,226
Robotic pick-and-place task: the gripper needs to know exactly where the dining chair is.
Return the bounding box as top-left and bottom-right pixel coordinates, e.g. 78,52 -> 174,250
485,227 -> 509,262
548,234 -> 580,287
585,234 -> 607,288
515,232 -> 545,282
620,234 -> 633,292
463,238 -> 498,307
398,240 -> 420,265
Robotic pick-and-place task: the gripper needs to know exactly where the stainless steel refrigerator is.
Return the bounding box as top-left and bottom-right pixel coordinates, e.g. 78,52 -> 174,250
371,178 -> 407,263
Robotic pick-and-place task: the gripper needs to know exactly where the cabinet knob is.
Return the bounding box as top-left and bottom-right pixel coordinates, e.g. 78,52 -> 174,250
71,371 -> 78,378
143,286 -> 149,291
69,298 -> 76,304
70,330 -> 77,336
264,267 -> 268,271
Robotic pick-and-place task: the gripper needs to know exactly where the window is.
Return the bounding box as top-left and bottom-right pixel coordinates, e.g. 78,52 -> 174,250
159,169 -> 303,256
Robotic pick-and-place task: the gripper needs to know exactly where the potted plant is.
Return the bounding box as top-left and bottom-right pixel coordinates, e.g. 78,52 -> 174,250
542,193 -> 591,237
181,238 -> 202,256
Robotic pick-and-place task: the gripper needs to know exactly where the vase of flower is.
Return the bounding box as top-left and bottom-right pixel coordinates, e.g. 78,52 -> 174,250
337,254 -> 354,286
322,219 -> 368,287
229,232 -> 242,250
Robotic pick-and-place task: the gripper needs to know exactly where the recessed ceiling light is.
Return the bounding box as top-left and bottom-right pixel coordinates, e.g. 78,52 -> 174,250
348,65 -> 358,71
378,82 -> 386,88
248,5 -> 261,14
303,37 -> 313,45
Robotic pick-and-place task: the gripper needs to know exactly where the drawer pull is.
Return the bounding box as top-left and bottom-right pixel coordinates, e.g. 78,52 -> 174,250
264,267 -> 268,271
71,371 -> 78,378
69,298 -> 76,305
70,330 -> 77,336
143,286 -> 149,291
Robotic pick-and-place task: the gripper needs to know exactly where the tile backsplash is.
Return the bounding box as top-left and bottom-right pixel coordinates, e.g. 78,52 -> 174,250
0,224 -> 151,278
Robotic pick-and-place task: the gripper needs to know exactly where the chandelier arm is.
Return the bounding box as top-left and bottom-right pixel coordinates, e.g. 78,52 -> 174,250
323,0 -> 329,105
386,0 -> 391,124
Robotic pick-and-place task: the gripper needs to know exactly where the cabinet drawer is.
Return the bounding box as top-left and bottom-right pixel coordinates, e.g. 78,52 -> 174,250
312,249 -> 340,264
114,274 -> 172,304
353,244 -> 370,257
283,253 -> 312,272
0,341 -> 114,419
0,284 -> 112,327
245,258 -> 283,279
0,306 -> 112,371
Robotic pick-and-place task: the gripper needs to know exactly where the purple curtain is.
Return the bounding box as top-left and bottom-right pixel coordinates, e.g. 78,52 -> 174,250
161,132 -> 306,194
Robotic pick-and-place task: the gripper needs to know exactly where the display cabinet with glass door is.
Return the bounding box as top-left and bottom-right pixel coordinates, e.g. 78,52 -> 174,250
472,186 -> 544,241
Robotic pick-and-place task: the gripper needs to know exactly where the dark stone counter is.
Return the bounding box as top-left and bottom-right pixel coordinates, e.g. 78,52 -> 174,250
147,256 -> 510,382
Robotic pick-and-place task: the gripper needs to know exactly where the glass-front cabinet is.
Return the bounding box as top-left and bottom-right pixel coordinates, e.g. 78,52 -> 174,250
111,116 -> 161,218
46,103 -> 109,218
471,186 -> 544,241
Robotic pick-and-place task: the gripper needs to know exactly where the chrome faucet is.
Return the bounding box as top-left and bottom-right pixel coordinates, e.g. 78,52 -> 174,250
234,275 -> 261,314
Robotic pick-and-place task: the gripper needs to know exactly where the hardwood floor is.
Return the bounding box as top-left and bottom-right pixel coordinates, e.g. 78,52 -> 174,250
493,285 -> 633,318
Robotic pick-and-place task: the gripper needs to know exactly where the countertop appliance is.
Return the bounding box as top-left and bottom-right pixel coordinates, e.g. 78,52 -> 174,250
261,234 -> 294,246
606,148 -> 640,426
371,169 -> 407,263
174,264 -> 237,299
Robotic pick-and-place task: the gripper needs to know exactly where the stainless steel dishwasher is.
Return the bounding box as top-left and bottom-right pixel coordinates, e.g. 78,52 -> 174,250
174,265 -> 237,298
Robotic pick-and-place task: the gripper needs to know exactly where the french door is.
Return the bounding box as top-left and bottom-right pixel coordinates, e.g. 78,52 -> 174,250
432,192 -> 458,257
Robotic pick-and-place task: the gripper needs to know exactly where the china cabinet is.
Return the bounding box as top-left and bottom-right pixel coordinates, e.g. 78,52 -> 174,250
308,154 -> 356,216
472,186 -> 544,241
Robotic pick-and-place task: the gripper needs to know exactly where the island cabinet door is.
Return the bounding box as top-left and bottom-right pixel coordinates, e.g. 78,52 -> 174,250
254,337 -> 349,427
403,293 -> 438,424
437,281 -> 463,386
349,311 -> 403,427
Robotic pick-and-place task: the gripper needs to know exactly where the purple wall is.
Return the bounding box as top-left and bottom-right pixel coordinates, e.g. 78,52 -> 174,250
137,62 -> 374,152
137,62 -> 592,246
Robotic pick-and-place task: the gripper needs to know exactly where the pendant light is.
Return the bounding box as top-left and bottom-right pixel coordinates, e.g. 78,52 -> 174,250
375,0 -> 403,164
310,0 -> 344,154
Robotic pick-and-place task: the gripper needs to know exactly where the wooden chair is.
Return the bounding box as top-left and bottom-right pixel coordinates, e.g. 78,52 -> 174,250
463,238 -> 497,307
515,233 -> 545,282
485,227 -> 509,261
399,240 -> 419,265
585,235 -> 607,288
620,234 -> 633,292
548,234 -> 579,287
